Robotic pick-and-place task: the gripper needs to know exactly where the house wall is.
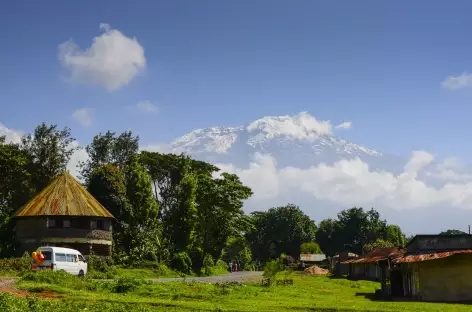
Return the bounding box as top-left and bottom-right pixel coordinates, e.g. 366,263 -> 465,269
416,254 -> 472,302
15,217 -> 113,257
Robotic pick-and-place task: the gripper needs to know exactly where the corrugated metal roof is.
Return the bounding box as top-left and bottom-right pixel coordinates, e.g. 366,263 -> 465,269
394,249 -> 472,264
14,172 -> 114,218
300,254 -> 326,262
333,252 -> 358,258
341,247 -> 405,264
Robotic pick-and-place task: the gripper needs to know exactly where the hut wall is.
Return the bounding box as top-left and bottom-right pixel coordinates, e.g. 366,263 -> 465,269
15,217 -> 112,257
415,254 -> 472,302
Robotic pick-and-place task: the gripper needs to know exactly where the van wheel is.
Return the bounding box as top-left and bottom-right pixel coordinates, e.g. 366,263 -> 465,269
78,270 -> 84,277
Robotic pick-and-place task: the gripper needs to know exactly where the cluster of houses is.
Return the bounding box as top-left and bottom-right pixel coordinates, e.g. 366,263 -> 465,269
329,234 -> 472,302
302,234 -> 472,302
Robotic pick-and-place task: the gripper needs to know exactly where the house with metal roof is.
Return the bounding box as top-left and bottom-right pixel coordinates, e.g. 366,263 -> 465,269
14,172 -> 115,257
390,234 -> 472,302
343,247 -> 405,283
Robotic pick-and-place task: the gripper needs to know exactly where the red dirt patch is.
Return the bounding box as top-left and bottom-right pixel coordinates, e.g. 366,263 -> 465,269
0,278 -> 59,299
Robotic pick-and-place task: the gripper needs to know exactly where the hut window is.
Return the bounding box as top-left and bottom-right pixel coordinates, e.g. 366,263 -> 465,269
63,220 -> 71,228
47,219 -> 56,228
101,220 -> 110,230
90,220 -> 97,229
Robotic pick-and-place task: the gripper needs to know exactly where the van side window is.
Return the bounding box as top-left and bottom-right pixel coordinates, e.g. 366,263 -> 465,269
55,253 -> 66,262
78,255 -> 85,262
66,254 -> 75,262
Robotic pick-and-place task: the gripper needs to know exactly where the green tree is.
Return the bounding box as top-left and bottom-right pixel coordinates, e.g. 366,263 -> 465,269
315,207 -> 401,256
80,130 -> 139,182
21,123 -> 77,191
195,173 -> 253,264
0,137 -> 34,215
384,224 -> 406,247
439,229 -> 467,235
222,236 -> 253,270
363,238 -> 395,253
300,242 -> 322,254
246,204 -> 317,261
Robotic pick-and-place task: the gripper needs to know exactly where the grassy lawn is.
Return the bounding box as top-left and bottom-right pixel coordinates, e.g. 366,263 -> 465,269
4,271 -> 472,311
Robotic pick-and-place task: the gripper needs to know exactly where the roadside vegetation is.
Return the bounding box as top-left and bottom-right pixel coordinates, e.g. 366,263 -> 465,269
2,270 -> 471,312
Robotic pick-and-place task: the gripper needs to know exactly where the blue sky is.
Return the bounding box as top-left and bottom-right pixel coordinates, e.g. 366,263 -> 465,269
2,0 -> 472,159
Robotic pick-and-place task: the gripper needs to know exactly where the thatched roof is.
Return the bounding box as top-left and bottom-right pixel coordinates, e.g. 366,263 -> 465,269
14,172 -> 114,218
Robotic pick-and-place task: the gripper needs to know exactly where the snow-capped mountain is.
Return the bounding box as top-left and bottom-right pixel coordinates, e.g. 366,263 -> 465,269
161,113 -> 399,171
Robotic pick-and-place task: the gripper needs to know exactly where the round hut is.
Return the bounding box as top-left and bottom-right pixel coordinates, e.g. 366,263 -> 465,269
14,172 -> 115,257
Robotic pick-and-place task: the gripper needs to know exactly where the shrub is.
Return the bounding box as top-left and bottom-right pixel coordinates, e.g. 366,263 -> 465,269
263,259 -> 284,286
111,277 -> 143,294
0,252 -> 32,275
171,252 -> 192,274
202,254 -> 215,276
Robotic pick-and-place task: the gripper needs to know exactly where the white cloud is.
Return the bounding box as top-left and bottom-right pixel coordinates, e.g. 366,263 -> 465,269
335,121 -> 352,129
58,23 -> 146,92
427,157 -> 472,182
216,151 -> 472,210
67,141 -> 89,180
136,101 -> 158,113
72,108 -> 93,127
441,73 -> 472,90
246,112 -> 333,141
0,123 -> 23,144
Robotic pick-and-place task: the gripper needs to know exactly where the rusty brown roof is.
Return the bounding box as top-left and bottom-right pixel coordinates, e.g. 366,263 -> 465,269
394,249 -> 472,264
341,247 -> 405,264
14,172 -> 114,218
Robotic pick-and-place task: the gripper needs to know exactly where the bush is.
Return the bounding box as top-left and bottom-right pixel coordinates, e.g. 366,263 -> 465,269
111,277 -> 143,294
202,254 -> 215,276
171,252 -> 192,274
87,254 -> 117,278
0,252 -> 32,275
263,259 -> 284,286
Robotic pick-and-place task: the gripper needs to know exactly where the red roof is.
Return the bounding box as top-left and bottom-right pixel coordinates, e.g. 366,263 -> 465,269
341,247 -> 405,264
394,249 -> 472,264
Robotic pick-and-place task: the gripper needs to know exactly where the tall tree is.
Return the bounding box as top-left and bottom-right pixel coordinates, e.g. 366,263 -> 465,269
195,173 -> 253,262
316,207 -> 405,256
0,137 -> 34,215
21,123 -> 76,191
80,130 -> 139,182
0,137 -> 35,257
246,204 -> 317,261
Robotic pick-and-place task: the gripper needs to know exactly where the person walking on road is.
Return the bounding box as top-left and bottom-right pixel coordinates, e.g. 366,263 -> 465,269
228,261 -> 233,273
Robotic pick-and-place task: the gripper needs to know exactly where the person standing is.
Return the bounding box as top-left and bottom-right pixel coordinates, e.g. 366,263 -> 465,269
229,261 -> 233,272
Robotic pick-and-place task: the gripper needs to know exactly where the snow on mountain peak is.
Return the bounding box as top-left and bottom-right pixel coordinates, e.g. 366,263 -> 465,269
163,113 -> 382,158
246,112 -> 332,143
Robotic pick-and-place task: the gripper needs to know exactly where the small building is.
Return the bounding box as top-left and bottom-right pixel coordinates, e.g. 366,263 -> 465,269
330,252 -> 358,276
392,234 -> 472,302
342,247 -> 405,283
14,172 -> 115,257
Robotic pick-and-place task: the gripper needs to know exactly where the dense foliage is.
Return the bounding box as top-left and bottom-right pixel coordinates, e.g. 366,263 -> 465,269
0,122 -> 409,275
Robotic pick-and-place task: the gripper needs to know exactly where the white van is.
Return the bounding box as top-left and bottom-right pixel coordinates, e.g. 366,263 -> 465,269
31,246 -> 88,277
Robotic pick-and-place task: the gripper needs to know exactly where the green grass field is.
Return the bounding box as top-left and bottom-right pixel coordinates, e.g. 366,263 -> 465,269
3,271 -> 472,311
